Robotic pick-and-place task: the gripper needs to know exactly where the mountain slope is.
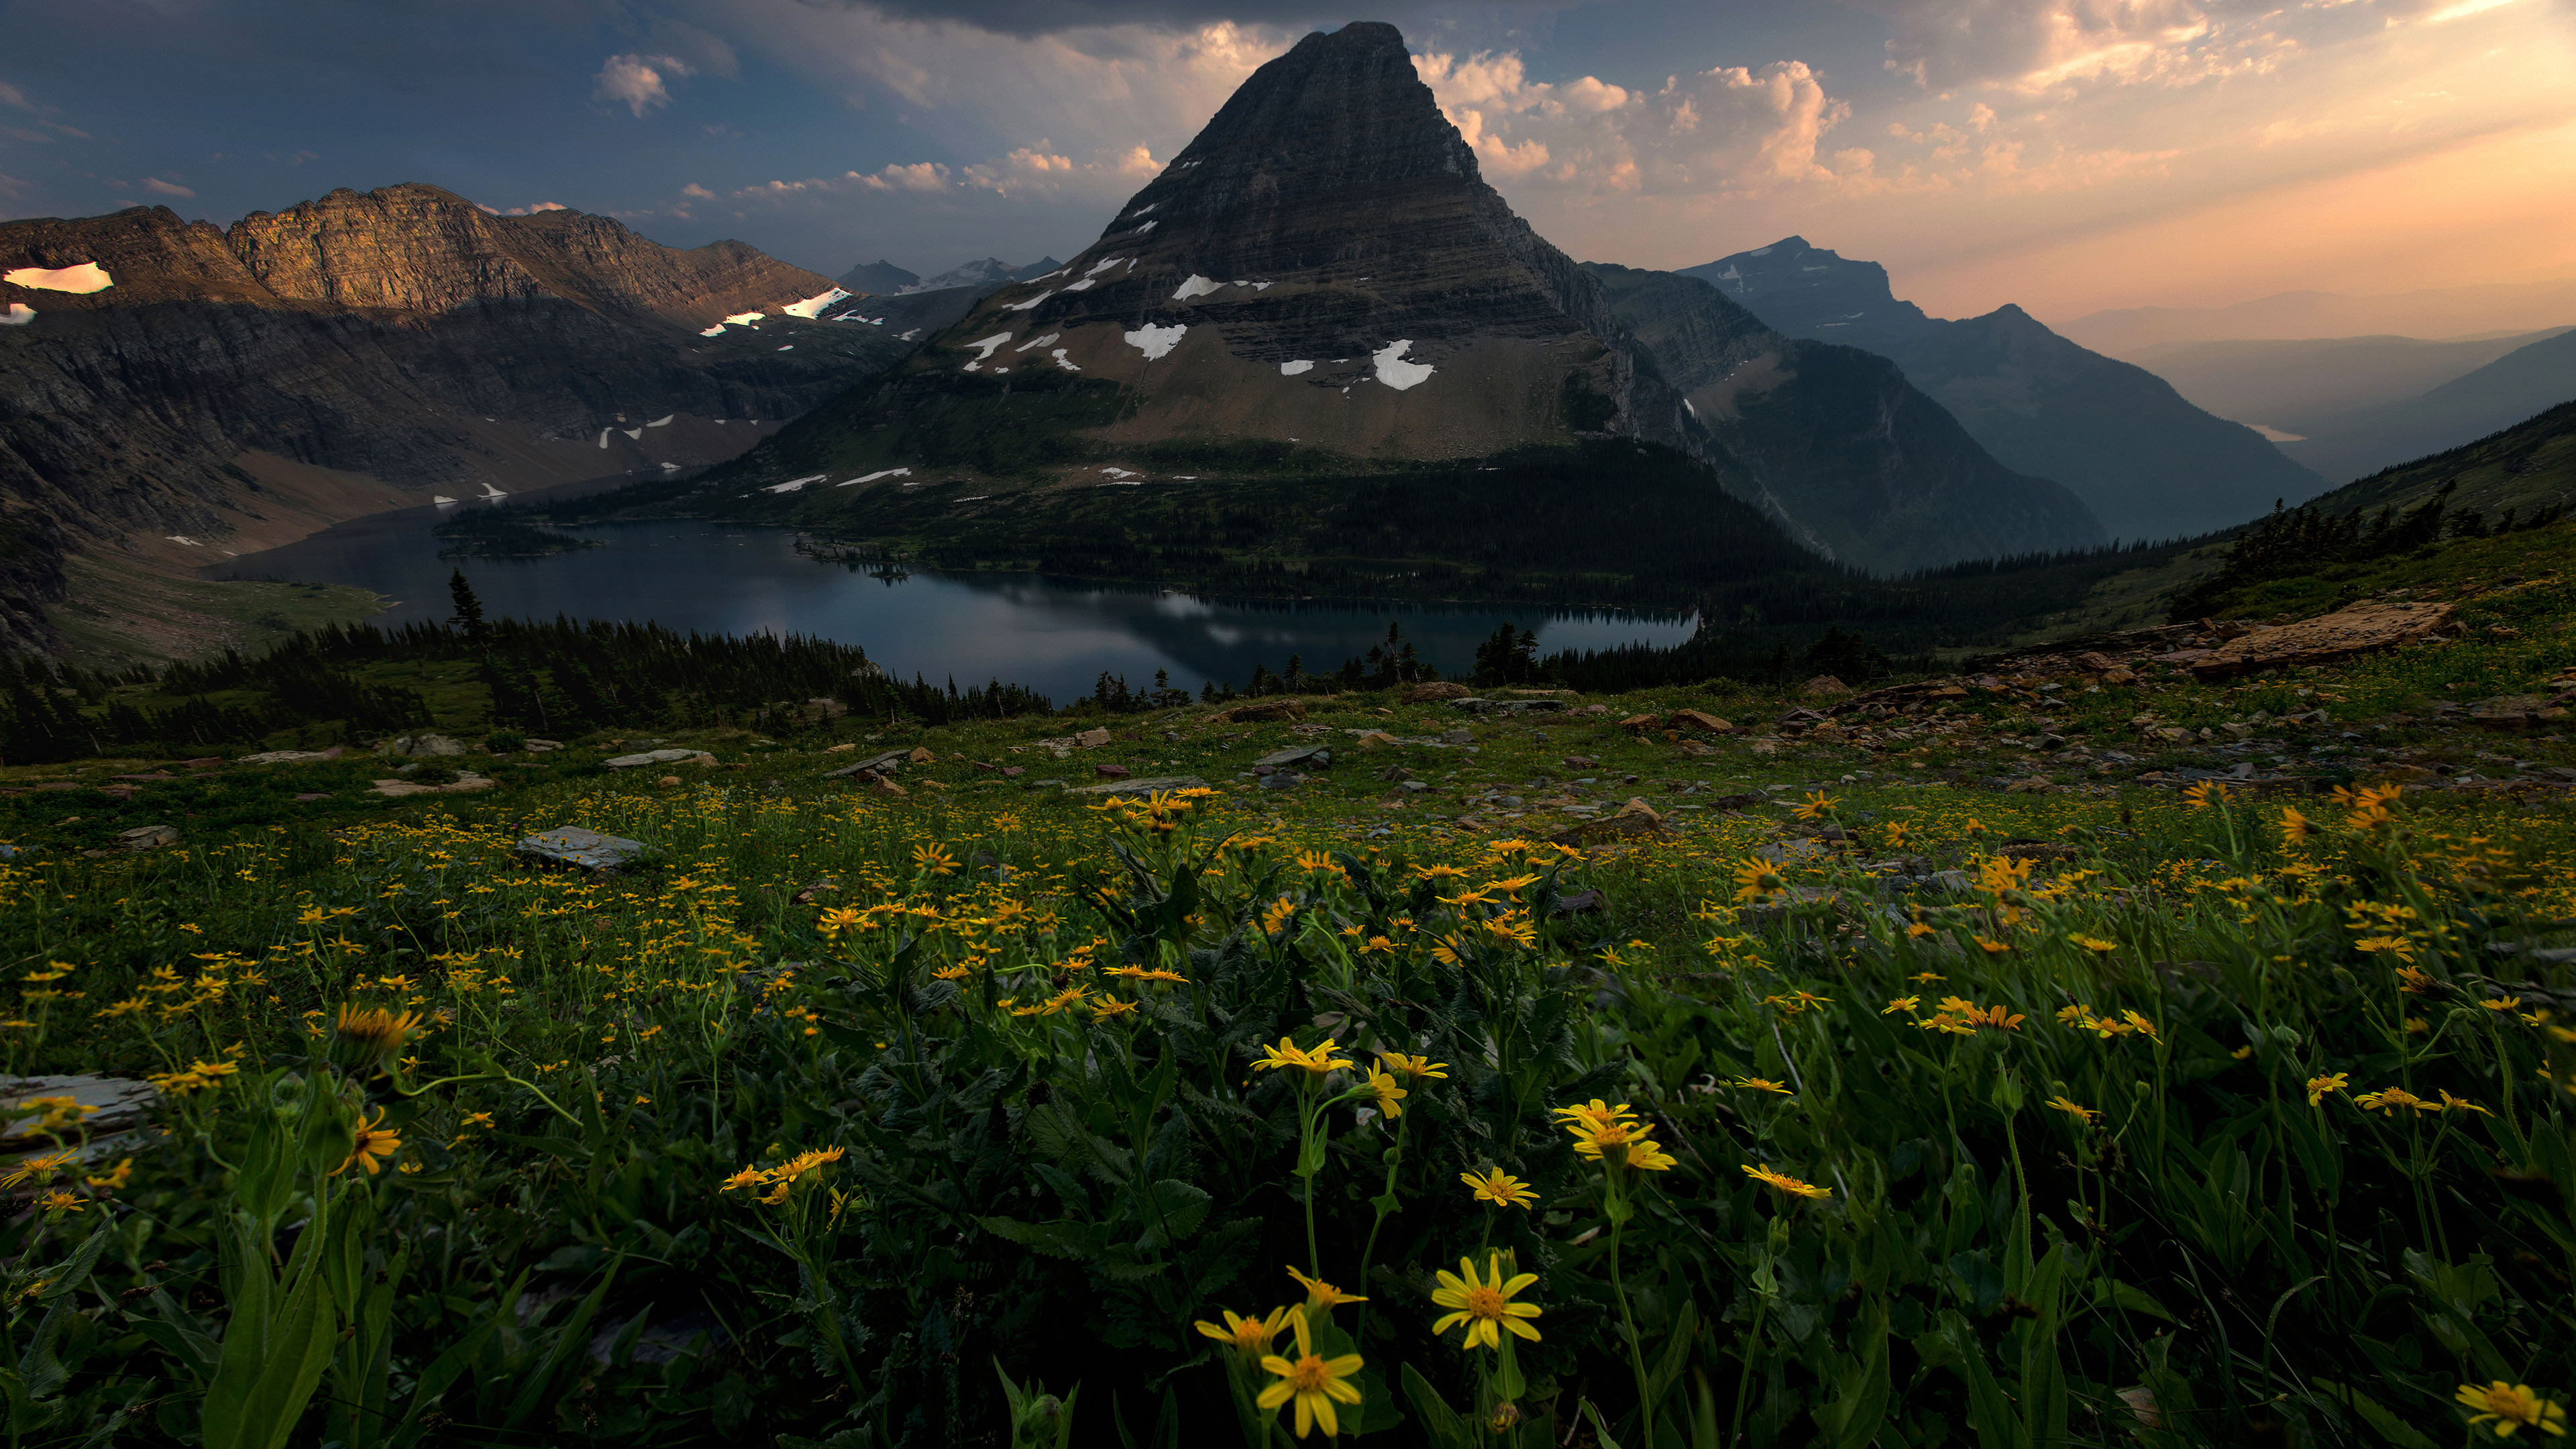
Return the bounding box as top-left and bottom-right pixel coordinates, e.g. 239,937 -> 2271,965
679,22 -> 2099,575
1679,237 -> 2321,539
0,184 -> 910,655
1581,264 -> 2102,567
2123,329 -> 2574,433
2275,328 -> 2576,484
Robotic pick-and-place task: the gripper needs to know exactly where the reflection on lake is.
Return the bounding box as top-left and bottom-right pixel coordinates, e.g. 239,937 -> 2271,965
215,500 -> 1697,704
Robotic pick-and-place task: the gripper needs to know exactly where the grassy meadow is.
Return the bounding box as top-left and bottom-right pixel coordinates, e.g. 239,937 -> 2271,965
0,545 -> 2573,1447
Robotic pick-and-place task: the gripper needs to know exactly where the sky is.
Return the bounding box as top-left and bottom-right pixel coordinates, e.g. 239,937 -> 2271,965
4,0 -> 2573,323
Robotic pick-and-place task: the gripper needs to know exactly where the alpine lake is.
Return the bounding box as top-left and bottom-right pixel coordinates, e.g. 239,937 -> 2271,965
212,488 -> 1697,704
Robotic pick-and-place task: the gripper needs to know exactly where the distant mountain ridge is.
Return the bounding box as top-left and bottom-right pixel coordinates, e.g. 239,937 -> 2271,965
2059,277 -> 2576,354
2272,327 -> 2576,485
2127,329 -> 2576,438
1678,236 -> 2322,541
689,24 -> 2101,575
834,258 -> 918,294
0,183 -> 908,655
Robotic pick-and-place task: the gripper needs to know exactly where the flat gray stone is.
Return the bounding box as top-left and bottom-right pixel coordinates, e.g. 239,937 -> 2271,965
117,824 -> 180,850
603,749 -> 710,770
514,826 -> 649,870
1254,745 -> 1332,769
1059,774 -> 1211,798
824,749 -> 912,778
0,1075 -> 160,1151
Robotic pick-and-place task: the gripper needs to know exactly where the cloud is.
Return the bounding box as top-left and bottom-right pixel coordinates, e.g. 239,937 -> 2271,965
1415,50 -> 1859,200
594,53 -> 695,118
140,176 -> 196,197
788,0 -> 1380,40
0,173 -> 28,200
682,182 -> 715,198
478,200 -> 570,215
0,82 -> 29,112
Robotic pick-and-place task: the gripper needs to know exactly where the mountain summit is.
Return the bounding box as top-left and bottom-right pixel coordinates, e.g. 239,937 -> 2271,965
911,19 -> 1676,460
1680,237 -> 2321,539
712,21 -> 2102,574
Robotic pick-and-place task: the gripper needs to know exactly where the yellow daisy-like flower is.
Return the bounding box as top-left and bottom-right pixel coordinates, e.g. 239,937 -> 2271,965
1731,858 -> 1788,904
2354,1086 -> 2434,1115
719,1165 -> 767,1194
1254,1037 -> 1354,1078
1430,1253 -> 1542,1351
334,1004 -> 423,1057
2182,781 -> 2232,810
335,1108 -> 401,1177
2045,1095 -> 2099,1124
2304,1073 -> 2349,1107
910,843 -> 958,876
1194,1305 -> 1292,1363
1377,1052 -> 1448,1081
1790,791 -> 1839,822
1256,1307 -> 1365,1440
1741,1164 -> 1831,1199
1364,1069 -> 1407,1120
2068,934 -> 2120,953
36,1190 -> 83,1215
1460,1167 -> 1538,1210
2279,807 -> 2315,843
1882,996 -> 1921,1016
2455,1381 -> 2567,1438
1286,1265 -> 1368,1310
1732,1076 -> 1792,1095
1621,1139 -> 1678,1173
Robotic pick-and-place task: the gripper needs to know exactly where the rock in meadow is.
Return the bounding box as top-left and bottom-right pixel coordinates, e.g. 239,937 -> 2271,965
513,826 -> 649,871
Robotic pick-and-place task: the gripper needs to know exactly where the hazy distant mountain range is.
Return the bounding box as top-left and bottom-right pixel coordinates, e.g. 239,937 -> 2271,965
2130,329 -> 2575,430
2058,276 -> 2576,354
2263,327 -> 2576,484
1677,236 -> 2321,541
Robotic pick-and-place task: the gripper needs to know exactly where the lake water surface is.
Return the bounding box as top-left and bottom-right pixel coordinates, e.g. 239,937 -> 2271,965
215,496 -> 1698,704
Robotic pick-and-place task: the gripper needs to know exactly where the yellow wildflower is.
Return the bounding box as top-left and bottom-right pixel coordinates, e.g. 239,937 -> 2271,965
2455,1382 -> 2566,1438
1254,1037 -> 1354,1078
1285,1265 -> 1367,1310
1430,1253 -> 1542,1351
1461,1168 -> 1538,1210
1741,1164 -> 1831,1199
1256,1307 -> 1364,1440
1195,1306 -> 1292,1363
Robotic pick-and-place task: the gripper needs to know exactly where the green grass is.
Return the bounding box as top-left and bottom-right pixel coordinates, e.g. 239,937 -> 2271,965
2,603 -> 2573,1445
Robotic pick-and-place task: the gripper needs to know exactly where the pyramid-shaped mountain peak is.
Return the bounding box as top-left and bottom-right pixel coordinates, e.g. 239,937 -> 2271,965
1106,21 -> 1478,232
828,19 -> 1668,464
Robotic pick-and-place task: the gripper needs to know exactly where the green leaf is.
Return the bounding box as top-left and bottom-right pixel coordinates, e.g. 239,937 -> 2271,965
1398,1365 -> 1472,1449
202,1205 -> 339,1449
1813,1304 -> 1890,1449
979,1216 -> 1106,1260
1136,1179 -> 1211,1249
2312,1379 -> 2443,1449
2092,1279 -> 2179,1324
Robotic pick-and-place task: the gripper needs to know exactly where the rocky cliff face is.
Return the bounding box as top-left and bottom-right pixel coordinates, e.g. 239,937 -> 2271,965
0,184 -> 908,654
1680,237 -> 2320,540
1585,264 -> 2105,568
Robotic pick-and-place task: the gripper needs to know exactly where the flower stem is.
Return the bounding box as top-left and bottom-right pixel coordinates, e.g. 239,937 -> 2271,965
1609,1206 -> 1654,1446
